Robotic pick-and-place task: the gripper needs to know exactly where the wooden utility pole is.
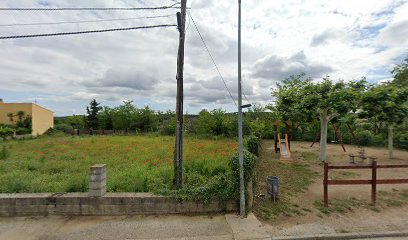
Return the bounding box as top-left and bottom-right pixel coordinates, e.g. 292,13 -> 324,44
174,0 -> 187,189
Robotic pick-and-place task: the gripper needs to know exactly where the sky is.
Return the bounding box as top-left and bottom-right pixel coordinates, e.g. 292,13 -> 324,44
0,0 -> 407,116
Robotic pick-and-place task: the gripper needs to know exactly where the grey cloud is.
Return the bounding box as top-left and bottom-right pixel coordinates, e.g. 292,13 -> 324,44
190,0 -> 214,9
251,51 -> 334,80
378,20 -> 408,46
185,22 -> 264,69
84,68 -> 159,90
311,29 -> 342,46
184,77 -> 236,105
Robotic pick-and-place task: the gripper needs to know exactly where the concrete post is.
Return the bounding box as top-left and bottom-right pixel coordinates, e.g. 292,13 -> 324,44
89,164 -> 106,197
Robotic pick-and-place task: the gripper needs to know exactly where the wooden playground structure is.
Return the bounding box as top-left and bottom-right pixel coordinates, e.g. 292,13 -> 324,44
274,120 -> 293,162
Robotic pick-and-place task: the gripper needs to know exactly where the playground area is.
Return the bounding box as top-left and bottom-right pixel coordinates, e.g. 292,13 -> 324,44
254,140 -> 408,234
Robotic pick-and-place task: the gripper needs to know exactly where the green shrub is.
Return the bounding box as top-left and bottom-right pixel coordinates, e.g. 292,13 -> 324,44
246,135 -> 260,156
0,126 -> 14,139
15,127 -> 31,135
161,118 -> 176,136
229,150 -> 257,188
54,123 -> 74,132
355,130 -> 374,146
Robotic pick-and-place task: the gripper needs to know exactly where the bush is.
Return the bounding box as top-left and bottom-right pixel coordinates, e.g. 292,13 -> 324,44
54,123 -> 74,132
229,150 -> 257,190
15,127 -> 31,135
355,130 -> 374,146
246,135 -> 260,156
0,126 -> 14,139
161,118 -> 176,136
43,128 -> 65,137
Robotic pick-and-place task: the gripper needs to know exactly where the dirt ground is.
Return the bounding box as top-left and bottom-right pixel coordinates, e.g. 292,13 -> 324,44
256,140 -> 408,236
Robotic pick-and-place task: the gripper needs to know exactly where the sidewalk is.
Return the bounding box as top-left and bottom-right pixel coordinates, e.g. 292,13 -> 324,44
0,213 -> 407,240
0,214 -> 266,240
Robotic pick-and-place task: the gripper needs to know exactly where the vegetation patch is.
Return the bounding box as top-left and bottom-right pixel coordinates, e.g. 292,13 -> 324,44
0,135 -> 237,197
314,189 -> 408,215
329,170 -> 360,180
253,141 -> 317,220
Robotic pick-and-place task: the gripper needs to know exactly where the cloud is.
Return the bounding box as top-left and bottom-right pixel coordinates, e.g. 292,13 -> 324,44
310,28 -> 357,46
251,51 -> 334,80
84,68 -> 159,90
1,0 -> 407,115
377,20 -> 408,46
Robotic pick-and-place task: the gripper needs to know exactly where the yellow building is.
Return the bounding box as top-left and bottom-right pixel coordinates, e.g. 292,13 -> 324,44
0,99 -> 54,135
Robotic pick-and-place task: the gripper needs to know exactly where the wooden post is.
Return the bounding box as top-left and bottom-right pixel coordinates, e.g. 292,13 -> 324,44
311,132 -> 320,147
333,123 -> 346,152
274,125 -> 278,153
371,160 -> 377,204
285,120 -> 291,150
274,120 -> 280,153
174,0 -> 187,189
324,162 -> 328,207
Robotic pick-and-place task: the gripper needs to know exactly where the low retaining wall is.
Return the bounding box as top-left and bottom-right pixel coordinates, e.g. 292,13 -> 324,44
0,192 -> 238,217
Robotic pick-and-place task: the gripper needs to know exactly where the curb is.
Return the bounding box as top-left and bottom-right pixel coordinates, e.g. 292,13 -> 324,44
271,230 -> 408,240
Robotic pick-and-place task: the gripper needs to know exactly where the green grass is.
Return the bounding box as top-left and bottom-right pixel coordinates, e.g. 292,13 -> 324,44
253,146 -> 318,220
313,198 -> 365,215
0,135 -> 237,194
329,170 -> 360,180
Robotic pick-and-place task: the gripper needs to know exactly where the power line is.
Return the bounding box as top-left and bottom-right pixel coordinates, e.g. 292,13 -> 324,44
243,92 -> 251,104
0,3 -> 180,11
187,10 -> 237,106
0,15 -> 174,27
0,24 -> 177,39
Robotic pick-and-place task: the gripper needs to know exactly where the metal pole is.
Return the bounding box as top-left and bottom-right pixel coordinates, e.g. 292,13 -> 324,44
238,0 -> 246,217
174,0 -> 187,189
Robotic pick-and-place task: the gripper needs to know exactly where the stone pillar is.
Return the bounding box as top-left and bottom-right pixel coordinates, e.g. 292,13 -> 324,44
89,164 -> 106,197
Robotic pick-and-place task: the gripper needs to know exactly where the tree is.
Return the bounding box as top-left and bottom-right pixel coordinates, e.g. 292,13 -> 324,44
193,109 -> 216,135
86,99 -> 102,129
134,106 -> 159,132
360,84 -> 408,158
273,75 -> 365,162
273,73 -> 314,124
391,56 -> 408,88
98,106 -> 114,130
111,101 -> 137,131
66,115 -> 85,129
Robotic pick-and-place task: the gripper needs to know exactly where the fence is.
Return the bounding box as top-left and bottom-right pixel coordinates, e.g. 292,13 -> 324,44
323,160 -> 408,207
63,129 -> 134,136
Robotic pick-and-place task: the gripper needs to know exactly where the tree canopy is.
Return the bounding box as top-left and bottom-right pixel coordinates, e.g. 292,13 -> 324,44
272,74 -> 367,161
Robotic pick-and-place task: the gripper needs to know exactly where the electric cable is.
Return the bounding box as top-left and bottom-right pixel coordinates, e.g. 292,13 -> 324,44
0,3 -> 180,11
0,15 -> 174,27
187,10 -> 237,106
0,24 -> 177,39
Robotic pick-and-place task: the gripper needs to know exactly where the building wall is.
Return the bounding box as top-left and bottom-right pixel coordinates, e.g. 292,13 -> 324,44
31,104 -> 54,135
0,102 -> 33,125
0,102 -> 54,135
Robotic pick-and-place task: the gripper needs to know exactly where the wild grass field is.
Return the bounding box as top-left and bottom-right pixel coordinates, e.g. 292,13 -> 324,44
0,135 -> 237,193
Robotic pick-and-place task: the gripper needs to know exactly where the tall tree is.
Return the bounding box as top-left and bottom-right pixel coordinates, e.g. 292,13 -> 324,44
360,84 -> 408,158
86,99 -> 102,129
391,56 -> 408,88
111,100 -> 136,131
273,75 -> 365,162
